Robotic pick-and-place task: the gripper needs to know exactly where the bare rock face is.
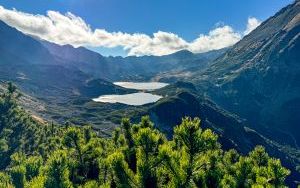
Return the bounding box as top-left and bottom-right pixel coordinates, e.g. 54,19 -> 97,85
191,1 -> 300,146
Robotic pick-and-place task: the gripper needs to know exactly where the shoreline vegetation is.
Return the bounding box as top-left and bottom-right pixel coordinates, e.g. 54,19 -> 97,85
0,84 -> 290,187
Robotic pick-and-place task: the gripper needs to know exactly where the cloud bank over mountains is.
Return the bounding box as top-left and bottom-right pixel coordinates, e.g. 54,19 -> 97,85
0,6 -> 260,56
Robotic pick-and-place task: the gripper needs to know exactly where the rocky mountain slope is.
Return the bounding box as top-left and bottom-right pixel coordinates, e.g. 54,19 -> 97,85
189,0 -> 300,147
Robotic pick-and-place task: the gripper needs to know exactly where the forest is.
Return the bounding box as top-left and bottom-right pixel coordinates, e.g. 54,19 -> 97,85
0,83 -> 291,187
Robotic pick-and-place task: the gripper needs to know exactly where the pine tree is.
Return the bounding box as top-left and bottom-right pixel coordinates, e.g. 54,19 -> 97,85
43,150 -> 73,188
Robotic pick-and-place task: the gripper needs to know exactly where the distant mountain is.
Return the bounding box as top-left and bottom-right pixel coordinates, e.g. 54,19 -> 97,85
41,40 -> 226,82
0,21 -> 55,66
40,40 -> 133,81
189,0 -> 300,147
116,49 -> 225,81
0,19 -> 225,125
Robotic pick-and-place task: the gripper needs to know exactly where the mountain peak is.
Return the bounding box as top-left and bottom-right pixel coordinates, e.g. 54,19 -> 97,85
172,49 -> 193,56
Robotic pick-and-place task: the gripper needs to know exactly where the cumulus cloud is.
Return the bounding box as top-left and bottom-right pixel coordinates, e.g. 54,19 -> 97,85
188,26 -> 241,53
244,17 -> 261,35
0,6 -> 261,56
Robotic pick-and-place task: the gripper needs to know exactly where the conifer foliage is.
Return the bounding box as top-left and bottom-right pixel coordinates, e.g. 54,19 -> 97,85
0,84 -> 290,187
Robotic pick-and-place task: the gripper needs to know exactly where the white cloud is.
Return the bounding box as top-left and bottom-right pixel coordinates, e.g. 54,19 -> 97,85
188,26 -> 241,53
0,6 -> 261,56
244,17 -> 261,35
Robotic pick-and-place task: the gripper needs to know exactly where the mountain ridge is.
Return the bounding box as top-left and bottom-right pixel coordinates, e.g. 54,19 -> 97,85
187,0 -> 300,147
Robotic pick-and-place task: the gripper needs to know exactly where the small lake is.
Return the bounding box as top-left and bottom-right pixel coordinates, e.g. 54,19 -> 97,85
114,82 -> 168,90
93,92 -> 163,106
93,82 -> 168,106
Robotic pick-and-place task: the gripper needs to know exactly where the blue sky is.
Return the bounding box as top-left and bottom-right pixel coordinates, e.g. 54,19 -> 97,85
0,0 -> 294,56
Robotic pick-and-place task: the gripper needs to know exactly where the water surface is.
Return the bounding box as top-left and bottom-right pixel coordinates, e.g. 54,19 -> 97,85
114,82 -> 168,90
93,92 -> 162,106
